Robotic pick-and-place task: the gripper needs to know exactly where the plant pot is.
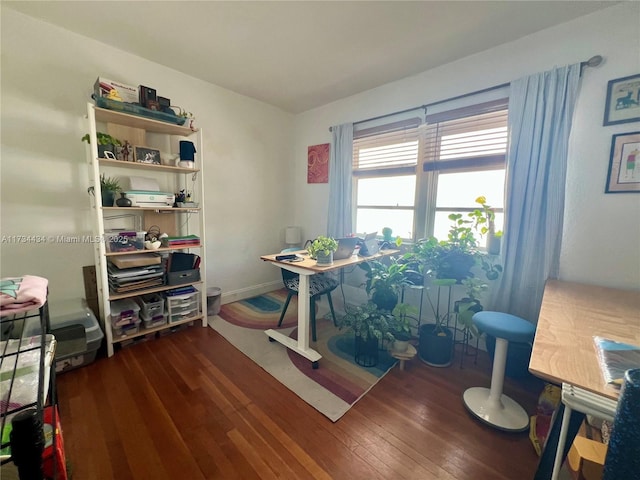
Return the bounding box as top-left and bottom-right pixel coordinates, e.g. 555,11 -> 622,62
487,234 -> 501,255
101,190 -> 115,207
316,251 -> 334,265
418,324 -> 454,367
392,339 -> 410,353
437,251 -> 476,283
97,144 -> 115,159
354,333 -> 379,367
371,287 -> 398,312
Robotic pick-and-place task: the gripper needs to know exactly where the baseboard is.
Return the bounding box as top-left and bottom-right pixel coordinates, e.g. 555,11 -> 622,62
220,281 -> 282,305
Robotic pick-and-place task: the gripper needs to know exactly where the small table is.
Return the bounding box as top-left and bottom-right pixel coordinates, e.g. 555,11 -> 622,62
260,249 -> 399,368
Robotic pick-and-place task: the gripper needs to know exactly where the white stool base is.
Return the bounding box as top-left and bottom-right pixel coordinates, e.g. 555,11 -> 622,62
463,387 -> 530,432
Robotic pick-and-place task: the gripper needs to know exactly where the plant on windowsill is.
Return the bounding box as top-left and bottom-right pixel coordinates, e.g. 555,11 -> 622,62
307,235 -> 338,265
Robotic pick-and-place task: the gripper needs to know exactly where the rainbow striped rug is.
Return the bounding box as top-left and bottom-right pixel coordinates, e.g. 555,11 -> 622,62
213,290 -> 396,421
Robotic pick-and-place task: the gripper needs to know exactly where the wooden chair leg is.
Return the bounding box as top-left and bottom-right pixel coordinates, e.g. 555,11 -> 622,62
278,292 -> 294,327
310,297 -> 317,342
327,292 -> 337,327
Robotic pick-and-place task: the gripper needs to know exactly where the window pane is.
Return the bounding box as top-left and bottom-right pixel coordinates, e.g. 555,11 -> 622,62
357,176 -> 416,206
436,170 -> 505,208
356,208 -> 414,239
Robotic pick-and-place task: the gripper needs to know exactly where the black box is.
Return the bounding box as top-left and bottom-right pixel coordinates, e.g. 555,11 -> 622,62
167,269 -> 201,286
158,96 -> 170,108
139,85 -> 157,108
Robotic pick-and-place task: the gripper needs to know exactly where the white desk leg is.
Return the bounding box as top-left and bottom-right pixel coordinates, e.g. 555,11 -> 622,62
264,269 -> 321,366
551,403 -> 573,480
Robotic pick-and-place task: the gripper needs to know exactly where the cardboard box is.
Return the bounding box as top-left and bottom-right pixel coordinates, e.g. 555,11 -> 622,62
94,77 -> 139,104
567,436 -> 607,480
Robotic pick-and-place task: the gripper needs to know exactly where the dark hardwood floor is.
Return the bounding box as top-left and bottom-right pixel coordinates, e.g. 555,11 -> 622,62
57,325 -> 544,479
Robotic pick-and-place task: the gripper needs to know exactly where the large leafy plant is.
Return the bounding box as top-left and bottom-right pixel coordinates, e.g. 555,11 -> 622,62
339,301 -> 394,343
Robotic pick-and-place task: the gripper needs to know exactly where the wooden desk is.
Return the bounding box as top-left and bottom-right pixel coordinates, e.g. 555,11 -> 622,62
530,279 -> 640,400
260,249 -> 399,367
530,279 -> 640,479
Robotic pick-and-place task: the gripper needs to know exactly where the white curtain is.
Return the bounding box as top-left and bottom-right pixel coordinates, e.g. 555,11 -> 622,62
327,123 -> 354,238
491,63 -> 581,322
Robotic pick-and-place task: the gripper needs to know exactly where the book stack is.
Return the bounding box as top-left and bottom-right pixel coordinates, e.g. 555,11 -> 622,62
161,235 -> 200,248
108,254 -> 164,293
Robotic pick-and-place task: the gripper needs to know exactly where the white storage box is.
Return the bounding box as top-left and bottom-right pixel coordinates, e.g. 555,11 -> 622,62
136,294 -> 164,319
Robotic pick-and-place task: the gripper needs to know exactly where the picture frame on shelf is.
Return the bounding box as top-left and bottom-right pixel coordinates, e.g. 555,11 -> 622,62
603,73 -> 640,126
133,146 -> 161,165
605,131 -> 640,193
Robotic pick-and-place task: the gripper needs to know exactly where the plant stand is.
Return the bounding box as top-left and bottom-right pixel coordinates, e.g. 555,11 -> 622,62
390,344 -> 417,371
354,333 -> 378,367
453,313 -> 480,369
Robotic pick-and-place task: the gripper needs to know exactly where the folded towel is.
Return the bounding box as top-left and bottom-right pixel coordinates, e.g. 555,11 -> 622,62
0,275 -> 49,316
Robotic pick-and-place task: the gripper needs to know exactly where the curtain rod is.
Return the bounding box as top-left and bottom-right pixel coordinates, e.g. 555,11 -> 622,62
329,55 -> 602,132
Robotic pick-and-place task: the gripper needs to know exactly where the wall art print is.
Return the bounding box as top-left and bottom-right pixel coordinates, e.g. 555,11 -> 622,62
606,131 -> 640,193
603,74 -> 640,126
307,143 -> 329,184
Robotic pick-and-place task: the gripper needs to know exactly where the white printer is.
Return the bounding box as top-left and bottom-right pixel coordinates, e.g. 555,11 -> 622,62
120,176 -> 174,207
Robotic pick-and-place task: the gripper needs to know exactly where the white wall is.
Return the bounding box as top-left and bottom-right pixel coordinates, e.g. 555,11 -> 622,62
0,9 -> 294,307
293,2 -> 640,292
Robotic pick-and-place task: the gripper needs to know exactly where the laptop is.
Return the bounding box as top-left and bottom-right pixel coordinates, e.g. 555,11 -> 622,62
333,237 -> 359,260
358,232 -> 380,257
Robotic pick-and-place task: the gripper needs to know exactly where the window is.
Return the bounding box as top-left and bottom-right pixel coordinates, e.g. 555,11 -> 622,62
352,99 -> 508,246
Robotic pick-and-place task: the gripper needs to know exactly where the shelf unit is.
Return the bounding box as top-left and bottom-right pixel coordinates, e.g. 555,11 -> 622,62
0,301 -> 59,479
86,103 -> 207,357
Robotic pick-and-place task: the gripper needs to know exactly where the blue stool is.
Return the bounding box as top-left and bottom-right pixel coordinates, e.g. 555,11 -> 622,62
463,311 -> 536,432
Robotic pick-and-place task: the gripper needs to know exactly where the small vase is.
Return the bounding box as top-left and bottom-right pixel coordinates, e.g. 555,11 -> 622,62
115,192 -> 132,207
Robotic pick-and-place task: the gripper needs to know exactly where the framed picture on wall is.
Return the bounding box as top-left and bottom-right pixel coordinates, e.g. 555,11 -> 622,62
603,74 -> 640,126
133,146 -> 161,165
307,143 -> 330,183
605,131 -> 640,193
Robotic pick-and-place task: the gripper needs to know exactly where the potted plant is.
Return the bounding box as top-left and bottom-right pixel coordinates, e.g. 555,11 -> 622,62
359,256 -> 412,311
82,132 -> 122,159
455,277 -> 488,338
99,173 -> 121,207
339,301 -> 394,367
468,195 -> 503,255
307,236 -> 338,265
388,303 -> 418,352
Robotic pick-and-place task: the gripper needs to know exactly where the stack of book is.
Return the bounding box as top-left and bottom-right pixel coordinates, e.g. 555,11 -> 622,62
108,254 -> 164,293
161,235 -> 200,248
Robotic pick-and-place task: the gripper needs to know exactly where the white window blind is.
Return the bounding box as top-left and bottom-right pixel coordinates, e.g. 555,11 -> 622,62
353,118 -> 421,177
423,99 -> 508,172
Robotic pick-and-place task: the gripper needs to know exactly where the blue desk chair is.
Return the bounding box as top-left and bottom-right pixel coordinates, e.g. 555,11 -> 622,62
462,311 -> 536,432
277,248 -> 338,341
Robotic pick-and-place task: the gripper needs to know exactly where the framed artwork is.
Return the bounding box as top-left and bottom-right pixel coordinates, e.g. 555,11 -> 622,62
307,143 -> 330,183
603,74 -> 640,126
605,131 -> 640,193
134,146 -> 161,165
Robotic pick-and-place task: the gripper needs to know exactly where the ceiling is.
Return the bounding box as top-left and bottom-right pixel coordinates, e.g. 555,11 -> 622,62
4,1 -> 615,113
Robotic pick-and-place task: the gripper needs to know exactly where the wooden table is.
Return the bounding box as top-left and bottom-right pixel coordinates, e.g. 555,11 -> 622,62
260,249 -> 399,367
529,279 -> 640,479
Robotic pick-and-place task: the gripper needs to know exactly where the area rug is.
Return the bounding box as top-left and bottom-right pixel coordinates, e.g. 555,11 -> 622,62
213,290 -> 397,421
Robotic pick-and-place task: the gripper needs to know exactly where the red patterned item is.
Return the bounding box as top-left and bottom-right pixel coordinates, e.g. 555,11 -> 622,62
307,143 -> 330,183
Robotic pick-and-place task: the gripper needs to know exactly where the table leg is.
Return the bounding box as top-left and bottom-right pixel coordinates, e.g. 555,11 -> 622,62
534,402 -> 584,480
265,271 -> 322,365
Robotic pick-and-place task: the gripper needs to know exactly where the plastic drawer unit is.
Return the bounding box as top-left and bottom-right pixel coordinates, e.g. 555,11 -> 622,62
166,290 -> 201,324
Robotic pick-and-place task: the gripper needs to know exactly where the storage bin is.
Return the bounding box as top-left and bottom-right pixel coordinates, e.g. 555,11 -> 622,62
167,268 -> 200,286
112,319 -> 141,338
110,298 -> 140,327
136,294 -> 164,319
141,311 -> 167,329
167,291 -> 201,316
104,230 -> 144,252
169,308 -> 199,324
